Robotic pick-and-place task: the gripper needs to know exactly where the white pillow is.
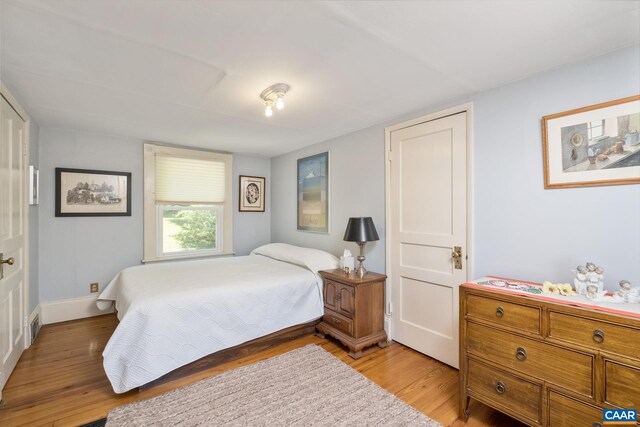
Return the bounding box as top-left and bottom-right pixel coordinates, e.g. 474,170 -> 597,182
251,243 -> 339,274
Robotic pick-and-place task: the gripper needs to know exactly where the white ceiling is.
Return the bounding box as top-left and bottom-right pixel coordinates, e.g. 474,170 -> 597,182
1,0 -> 639,157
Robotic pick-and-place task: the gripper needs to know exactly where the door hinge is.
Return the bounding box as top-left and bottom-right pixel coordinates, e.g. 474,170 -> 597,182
387,301 -> 393,314
386,150 -> 393,162
23,141 -> 28,157
23,315 -> 29,328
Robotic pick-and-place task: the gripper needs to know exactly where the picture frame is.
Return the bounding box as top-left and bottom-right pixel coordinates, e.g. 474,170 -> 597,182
542,95 -> 640,189
239,175 -> 265,212
29,165 -> 39,206
297,151 -> 329,233
55,168 -> 132,217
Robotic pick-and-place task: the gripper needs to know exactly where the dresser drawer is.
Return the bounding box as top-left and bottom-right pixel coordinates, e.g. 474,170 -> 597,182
548,391 -> 602,427
604,359 -> 640,408
549,311 -> 640,358
323,310 -> 353,336
467,358 -> 542,425
466,322 -> 593,396
466,293 -> 541,334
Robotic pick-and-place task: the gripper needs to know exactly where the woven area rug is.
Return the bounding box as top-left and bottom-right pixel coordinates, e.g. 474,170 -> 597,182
106,344 -> 441,426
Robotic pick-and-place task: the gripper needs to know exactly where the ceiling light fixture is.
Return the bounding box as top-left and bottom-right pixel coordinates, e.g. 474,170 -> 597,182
264,100 -> 274,117
260,83 -> 290,117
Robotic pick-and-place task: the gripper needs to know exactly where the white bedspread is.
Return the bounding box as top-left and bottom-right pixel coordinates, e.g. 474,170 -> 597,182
98,246 -> 336,393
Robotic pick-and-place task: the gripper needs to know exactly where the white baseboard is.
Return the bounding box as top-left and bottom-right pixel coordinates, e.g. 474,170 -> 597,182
384,315 -> 392,340
40,295 -> 114,325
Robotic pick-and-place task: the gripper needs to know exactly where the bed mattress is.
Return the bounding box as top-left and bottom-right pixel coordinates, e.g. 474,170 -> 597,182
98,252 -> 328,393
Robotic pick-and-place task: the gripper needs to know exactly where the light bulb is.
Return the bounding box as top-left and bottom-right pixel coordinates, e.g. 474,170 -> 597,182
265,105 -> 273,117
275,96 -> 285,110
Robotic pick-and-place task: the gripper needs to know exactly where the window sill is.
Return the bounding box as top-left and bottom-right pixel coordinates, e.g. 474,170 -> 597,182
142,251 -> 236,263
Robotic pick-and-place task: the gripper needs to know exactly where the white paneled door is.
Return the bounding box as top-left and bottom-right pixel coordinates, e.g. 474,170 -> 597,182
389,112 -> 467,368
0,95 -> 27,398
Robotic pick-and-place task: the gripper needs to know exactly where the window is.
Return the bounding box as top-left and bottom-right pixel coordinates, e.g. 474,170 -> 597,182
587,120 -> 604,141
143,143 -> 233,261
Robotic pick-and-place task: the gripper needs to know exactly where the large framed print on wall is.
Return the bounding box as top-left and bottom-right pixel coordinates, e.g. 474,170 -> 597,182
297,152 -> 329,233
542,95 -> 640,189
55,168 -> 131,217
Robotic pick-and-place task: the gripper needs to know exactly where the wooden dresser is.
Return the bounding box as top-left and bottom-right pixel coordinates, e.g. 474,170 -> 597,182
316,269 -> 388,359
460,283 -> 640,427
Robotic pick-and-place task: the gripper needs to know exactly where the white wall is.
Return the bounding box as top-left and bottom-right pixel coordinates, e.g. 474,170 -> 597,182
38,129 -> 271,302
271,46 -> 640,290
28,120 -> 40,312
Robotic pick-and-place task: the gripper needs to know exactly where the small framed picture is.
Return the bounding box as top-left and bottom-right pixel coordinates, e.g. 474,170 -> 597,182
55,168 -> 131,217
239,175 -> 265,212
29,165 -> 39,205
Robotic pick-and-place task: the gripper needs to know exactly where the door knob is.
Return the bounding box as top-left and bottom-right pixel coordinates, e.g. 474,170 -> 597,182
452,246 -> 462,270
0,253 -> 15,280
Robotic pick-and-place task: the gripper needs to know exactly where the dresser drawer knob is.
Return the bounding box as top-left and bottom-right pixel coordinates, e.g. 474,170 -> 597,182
495,381 -> 506,394
332,317 -> 341,325
495,306 -> 504,317
592,329 -> 605,343
515,347 -> 527,361
593,423 -> 604,427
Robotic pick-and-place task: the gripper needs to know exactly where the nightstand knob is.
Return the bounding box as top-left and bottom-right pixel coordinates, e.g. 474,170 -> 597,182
332,317 -> 341,325
496,306 -> 504,317
495,381 -> 506,394
515,347 -> 527,361
593,329 -> 605,343
593,423 -> 604,427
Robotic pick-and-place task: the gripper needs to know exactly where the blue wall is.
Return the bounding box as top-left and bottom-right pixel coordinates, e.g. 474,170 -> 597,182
271,46 -> 640,290
38,129 -> 271,302
472,46 -> 639,287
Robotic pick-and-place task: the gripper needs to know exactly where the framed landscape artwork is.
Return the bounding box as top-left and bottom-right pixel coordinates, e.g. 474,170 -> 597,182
542,95 -> 640,188
297,152 -> 329,233
239,175 -> 265,212
55,168 -> 132,217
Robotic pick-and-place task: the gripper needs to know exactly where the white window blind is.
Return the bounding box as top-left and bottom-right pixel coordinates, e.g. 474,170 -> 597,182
155,155 -> 226,204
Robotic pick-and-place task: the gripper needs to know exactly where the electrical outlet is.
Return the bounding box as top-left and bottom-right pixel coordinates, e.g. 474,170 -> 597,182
90,282 -> 99,293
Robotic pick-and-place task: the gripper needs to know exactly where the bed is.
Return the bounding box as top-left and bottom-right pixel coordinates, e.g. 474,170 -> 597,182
96,243 -> 338,393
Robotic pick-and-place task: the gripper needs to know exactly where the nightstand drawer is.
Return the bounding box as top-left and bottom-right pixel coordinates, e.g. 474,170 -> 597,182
467,322 -> 593,396
467,358 -> 542,425
549,311 -> 640,358
323,310 -> 353,336
548,391 -> 602,427
466,293 -> 541,334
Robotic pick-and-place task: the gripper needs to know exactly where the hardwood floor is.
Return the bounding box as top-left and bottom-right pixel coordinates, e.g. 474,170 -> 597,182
0,314 -> 524,427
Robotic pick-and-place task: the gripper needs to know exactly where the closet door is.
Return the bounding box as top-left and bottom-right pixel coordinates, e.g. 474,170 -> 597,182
0,95 -> 27,397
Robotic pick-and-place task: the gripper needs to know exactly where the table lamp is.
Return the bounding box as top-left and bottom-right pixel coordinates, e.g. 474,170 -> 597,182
343,217 -> 379,278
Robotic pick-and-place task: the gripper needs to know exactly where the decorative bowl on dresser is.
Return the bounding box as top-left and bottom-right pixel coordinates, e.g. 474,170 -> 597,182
459,277 -> 640,427
316,269 -> 388,359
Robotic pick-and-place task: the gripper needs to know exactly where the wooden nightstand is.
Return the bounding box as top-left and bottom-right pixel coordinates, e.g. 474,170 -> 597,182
316,269 -> 388,359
